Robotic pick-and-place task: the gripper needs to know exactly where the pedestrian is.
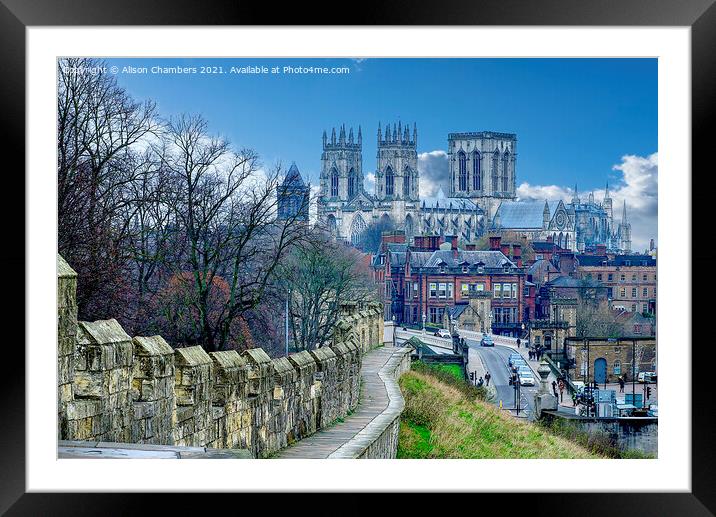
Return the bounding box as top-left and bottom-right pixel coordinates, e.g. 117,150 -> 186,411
485,371 -> 491,386
558,380 -> 565,402
552,380 -> 558,397
528,349 -> 533,360
477,376 -> 484,388
517,338 -> 521,348
618,375 -> 625,393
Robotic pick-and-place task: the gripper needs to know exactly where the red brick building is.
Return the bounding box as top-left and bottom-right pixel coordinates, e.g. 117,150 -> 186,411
373,234 -> 527,336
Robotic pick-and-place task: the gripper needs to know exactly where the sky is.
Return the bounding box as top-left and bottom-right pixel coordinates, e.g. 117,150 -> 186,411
102,57 -> 658,250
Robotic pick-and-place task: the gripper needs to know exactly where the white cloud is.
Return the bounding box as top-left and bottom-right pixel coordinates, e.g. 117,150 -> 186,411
516,152 -> 658,252
365,172 -> 376,194
418,150 -> 449,198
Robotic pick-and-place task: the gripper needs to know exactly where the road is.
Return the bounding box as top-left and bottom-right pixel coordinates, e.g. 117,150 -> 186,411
466,339 -> 539,420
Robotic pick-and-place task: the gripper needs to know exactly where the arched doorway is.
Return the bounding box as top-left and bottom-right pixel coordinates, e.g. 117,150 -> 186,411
594,357 -> 607,384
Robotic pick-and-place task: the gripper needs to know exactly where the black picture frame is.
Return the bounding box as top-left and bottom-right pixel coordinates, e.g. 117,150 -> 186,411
2,0 -> 712,514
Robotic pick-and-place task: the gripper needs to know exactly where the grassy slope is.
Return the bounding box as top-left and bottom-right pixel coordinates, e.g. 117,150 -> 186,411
397,369 -> 600,459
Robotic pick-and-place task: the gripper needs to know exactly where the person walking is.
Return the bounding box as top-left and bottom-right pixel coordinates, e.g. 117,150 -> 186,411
485,371 -> 491,386
618,375 -> 625,393
558,380 -> 565,402
477,376 -> 484,388
552,380 -> 559,398
528,349 -> 533,361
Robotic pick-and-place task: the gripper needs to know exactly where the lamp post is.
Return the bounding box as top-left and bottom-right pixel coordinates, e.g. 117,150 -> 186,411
422,312 -> 426,333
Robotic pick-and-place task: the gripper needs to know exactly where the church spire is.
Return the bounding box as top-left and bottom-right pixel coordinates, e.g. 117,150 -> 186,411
377,122 -> 382,143
413,122 -> 418,146
322,130 -> 327,148
331,127 -> 336,145
572,183 -> 580,204
348,126 -> 354,144
604,181 -> 610,200
622,200 -> 628,223
358,125 -> 362,145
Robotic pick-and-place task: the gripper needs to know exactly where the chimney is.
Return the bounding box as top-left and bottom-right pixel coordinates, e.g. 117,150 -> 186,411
489,235 -> 502,251
546,235 -> 553,244
596,244 -> 606,256
500,243 -> 510,257
465,243 -> 476,251
448,235 -> 458,250
512,243 -> 523,268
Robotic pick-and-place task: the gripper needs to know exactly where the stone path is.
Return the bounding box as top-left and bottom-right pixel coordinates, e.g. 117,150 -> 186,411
277,346 -> 407,459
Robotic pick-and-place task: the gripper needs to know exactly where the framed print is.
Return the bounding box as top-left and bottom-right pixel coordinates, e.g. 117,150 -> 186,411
3,0 -> 715,514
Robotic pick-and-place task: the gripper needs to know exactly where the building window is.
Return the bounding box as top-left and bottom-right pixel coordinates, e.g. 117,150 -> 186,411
330,168 -> 339,197
348,168 -> 356,198
494,283 -> 501,297
447,283 -> 454,299
476,283 -> 485,291
385,167 -> 394,196
403,169 -> 411,197
620,274 -> 625,282
512,283 -> 518,298
632,274 -> 637,282
492,150 -> 499,192
438,283 -> 447,298
462,266 -> 468,273
429,283 -> 437,298
458,151 -> 467,191
429,307 -> 438,324
597,273 -> 602,281
631,287 -> 637,298
642,303 -> 648,313
413,283 -> 418,298
472,150 -> 482,190
613,361 -> 621,375
502,151 -> 510,191
608,273 -> 613,282
643,274 -> 648,281
620,287 -> 626,297
642,287 -> 648,297
503,283 -> 511,298
631,304 -> 636,312
634,324 -> 642,334
461,283 -> 469,295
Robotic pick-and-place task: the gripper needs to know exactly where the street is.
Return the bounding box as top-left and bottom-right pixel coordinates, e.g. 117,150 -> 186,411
465,339 -> 538,420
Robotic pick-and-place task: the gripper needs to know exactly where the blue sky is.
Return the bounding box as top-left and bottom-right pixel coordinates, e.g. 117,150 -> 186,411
103,57 -> 658,249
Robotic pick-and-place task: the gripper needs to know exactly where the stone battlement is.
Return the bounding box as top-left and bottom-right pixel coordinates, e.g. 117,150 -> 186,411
57,254 -> 384,458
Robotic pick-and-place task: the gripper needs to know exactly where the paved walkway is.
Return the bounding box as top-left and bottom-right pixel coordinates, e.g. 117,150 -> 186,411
277,346 -> 406,459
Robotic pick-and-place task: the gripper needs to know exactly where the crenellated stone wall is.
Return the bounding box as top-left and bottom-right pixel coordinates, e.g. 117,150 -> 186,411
57,254 -> 384,458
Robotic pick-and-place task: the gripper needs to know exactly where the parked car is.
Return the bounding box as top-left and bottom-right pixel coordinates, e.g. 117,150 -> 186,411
638,371 -> 657,383
480,335 -> 494,347
435,329 -> 452,339
519,372 -> 535,386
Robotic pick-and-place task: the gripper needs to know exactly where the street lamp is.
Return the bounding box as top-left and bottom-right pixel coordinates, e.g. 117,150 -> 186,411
422,312 -> 426,333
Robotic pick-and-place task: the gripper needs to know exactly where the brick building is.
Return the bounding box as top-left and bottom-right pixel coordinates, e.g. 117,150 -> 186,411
565,337 -> 656,384
576,253 -> 657,314
373,234 -> 526,336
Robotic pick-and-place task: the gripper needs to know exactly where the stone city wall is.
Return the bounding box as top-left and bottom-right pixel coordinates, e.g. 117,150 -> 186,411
57,255 -> 383,458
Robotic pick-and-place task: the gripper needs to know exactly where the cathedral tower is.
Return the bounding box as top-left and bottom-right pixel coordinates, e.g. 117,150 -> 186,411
447,131 -> 517,219
374,121 -> 418,201
320,124 -> 363,201
618,200 -> 632,252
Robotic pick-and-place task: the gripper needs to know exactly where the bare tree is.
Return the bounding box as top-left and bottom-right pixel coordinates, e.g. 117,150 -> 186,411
57,57 -> 158,320
155,114 -> 307,351
281,233 -> 375,351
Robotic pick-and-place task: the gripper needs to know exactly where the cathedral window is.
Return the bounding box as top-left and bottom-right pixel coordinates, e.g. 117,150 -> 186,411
403,168 -> 411,197
472,150 -> 481,190
385,166 -> 394,196
458,151 -> 467,191
348,168 -> 356,198
330,168 -> 339,197
492,150 -> 499,192
502,150 -> 510,192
